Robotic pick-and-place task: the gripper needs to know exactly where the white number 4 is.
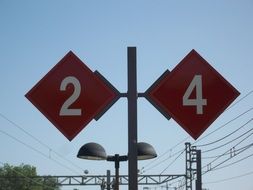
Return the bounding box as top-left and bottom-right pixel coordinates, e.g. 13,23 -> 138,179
182,75 -> 207,115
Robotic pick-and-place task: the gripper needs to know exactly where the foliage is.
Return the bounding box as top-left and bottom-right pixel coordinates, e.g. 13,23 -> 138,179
0,163 -> 60,190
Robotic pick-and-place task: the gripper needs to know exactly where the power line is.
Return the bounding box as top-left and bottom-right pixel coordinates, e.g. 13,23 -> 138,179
202,128 -> 253,154
204,170 -> 253,184
202,131 -> 253,174
225,90 -> 253,111
0,129 -> 80,175
140,137 -> 189,174
170,146 -> 253,190
212,152 -> 253,171
197,118 -> 253,147
164,142 -> 252,190
0,112 -> 85,173
202,142 -> 253,159
201,119 -> 253,153
194,90 -> 253,144
203,145 -> 253,174
143,148 -> 186,174
194,107 -> 253,145
159,150 -> 185,175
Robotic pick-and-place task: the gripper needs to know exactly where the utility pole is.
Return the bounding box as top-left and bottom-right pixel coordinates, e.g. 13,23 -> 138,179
185,143 -> 202,190
107,170 -> 111,190
195,150 -> 202,190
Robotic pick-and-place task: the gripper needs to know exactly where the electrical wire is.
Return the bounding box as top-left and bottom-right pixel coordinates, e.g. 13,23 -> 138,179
194,107 -> 253,145
202,131 -> 253,174
159,150 -> 185,175
203,144 -> 253,174
202,119 -> 253,153
0,129 -> 80,175
212,152 -> 253,171
142,148 -> 185,174
202,142 -> 253,159
0,112 -> 85,173
225,90 -> 253,111
204,170 -> 253,184
194,90 -> 253,145
140,136 -> 189,174
197,118 -> 253,147
174,142 -> 253,189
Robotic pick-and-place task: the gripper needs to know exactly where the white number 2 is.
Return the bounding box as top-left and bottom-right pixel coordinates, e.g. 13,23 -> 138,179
59,76 -> 82,116
182,75 -> 207,115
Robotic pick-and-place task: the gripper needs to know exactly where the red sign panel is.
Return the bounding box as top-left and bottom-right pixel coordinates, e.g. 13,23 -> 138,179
147,50 -> 240,139
26,51 -> 118,141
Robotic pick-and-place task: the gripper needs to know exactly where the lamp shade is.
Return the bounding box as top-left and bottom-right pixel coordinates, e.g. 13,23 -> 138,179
137,142 -> 157,160
77,142 -> 107,160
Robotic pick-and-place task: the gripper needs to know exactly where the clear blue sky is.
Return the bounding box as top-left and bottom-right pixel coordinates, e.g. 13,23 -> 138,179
0,1 -> 253,190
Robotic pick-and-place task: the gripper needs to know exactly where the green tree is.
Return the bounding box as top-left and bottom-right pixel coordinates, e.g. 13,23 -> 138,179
0,163 -> 60,190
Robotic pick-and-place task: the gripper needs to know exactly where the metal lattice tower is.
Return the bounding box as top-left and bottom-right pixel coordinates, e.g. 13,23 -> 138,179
185,143 -> 197,190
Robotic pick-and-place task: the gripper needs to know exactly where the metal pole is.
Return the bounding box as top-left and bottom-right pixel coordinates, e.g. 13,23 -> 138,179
185,143 -> 192,190
107,170 -> 111,190
196,150 -> 202,190
127,47 -> 138,190
115,154 -> 120,190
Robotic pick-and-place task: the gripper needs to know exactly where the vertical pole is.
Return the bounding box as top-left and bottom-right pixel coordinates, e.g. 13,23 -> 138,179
185,143 -> 192,190
196,150 -> 202,190
128,47 -> 138,190
107,170 -> 111,190
115,154 -> 120,190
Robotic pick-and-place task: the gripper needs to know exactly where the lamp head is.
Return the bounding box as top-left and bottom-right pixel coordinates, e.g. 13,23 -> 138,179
137,142 -> 157,160
77,142 -> 107,160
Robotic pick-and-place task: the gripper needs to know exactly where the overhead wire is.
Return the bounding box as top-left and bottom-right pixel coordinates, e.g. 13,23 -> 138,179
165,148 -> 253,190
212,152 -> 253,171
225,90 -> 253,111
197,118 -> 253,147
201,119 -> 253,153
204,170 -> 253,184
0,129 -> 80,175
193,89 -> 253,145
180,131 -> 253,189
140,136 -> 189,174
202,131 -> 253,175
0,112 -> 85,173
194,107 -> 253,146
159,149 -> 185,175
142,147 -> 186,174
203,144 -> 253,174
202,142 -> 253,159
192,90 -> 253,146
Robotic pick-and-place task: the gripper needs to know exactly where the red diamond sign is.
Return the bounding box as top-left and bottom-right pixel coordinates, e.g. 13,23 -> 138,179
146,50 -> 240,139
26,51 -> 119,141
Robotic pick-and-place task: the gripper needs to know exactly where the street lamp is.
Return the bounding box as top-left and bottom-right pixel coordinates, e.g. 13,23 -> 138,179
77,142 -> 157,190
